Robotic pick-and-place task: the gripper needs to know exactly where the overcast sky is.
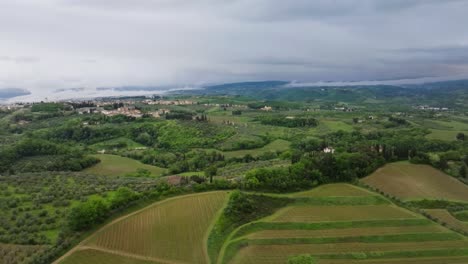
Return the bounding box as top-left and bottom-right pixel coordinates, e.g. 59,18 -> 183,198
1,0 -> 468,97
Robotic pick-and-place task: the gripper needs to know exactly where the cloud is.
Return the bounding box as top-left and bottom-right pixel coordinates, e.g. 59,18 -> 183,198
0,0 -> 467,100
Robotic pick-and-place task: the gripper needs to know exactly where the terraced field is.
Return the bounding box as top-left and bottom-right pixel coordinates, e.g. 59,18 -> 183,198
361,162 -> 468,201
424,209 -> 468,234
58,191 -> 229,264
57,183 -> 468,264
292,183 -> 375,197
220,184 -> 468,264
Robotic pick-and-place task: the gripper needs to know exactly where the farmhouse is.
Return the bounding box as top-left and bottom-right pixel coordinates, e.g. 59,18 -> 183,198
323,147 -> 335,154
149,109 -> 171,118
260,106 -> 272,111
102,107 -> 143,118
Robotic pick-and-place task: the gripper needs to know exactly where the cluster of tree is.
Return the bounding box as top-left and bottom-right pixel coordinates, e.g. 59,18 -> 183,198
195,114 -> 208,122
165,112 -> 194,120
0,139 -> 99,173
257,116 -> 319,128
169,150 -> 225,174
384,116 -> 409,128
69,101 -> 96,108
67,187 -> 139,231
129,123 -> 159,146
232,110 -> 242,115
31,103 -> 70,112
12,155 -> 100,173
47,123 -> 124,144
244,151 -> 384,192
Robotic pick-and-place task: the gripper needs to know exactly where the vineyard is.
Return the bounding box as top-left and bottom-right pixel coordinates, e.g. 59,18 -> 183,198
59,191 -> 228,264
362,162 -> 468,201
218,184 -> 468,264
55,176 -> 468,264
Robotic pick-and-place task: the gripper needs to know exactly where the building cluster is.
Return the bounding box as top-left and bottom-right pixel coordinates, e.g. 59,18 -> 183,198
0,103 -> 28,110
415,105 -> 449,111
323,147 -> 335,154
148,109 -> 171,118
143,99 -> 195,105
101,107 -> 143,118
334,106 -> 354,112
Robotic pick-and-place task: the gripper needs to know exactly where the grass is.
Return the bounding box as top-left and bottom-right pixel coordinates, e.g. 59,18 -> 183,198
291,183 -> 375,197
223,233 -> 463,263
292,196 -> 390,206
83,192 -> 228,264
453,210 -> 468,221
229,242 -> 468,264
243,233 -> 461,245
321,120 -> 354,132
424,209 -> 468,233
361,162 -> 468,201
425,120 -> 468,141
246,225 -> 449,239
270,205 -> 420,222
208,192 -> 292,264
84,154 -> 166,177
232,219 -> 434,239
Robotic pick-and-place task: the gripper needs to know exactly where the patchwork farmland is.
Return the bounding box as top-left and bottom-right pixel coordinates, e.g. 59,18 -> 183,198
57,179 -> 468,264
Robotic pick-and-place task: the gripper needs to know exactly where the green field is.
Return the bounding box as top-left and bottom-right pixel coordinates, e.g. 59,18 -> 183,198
425,120 -> 468,141
84,154 -> 166,177
292,183 -> 375,197
222,139 -> 291,159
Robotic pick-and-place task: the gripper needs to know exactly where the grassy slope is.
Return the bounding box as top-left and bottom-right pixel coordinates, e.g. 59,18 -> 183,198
84,154 -> 166,177
222,139 -> 291,159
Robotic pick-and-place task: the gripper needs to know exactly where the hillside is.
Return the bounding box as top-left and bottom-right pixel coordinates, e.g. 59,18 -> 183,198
361,163 -> 468,201
55,184 -> 468,264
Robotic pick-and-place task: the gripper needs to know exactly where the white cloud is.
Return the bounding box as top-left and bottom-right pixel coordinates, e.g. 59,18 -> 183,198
0,0 -> 468,99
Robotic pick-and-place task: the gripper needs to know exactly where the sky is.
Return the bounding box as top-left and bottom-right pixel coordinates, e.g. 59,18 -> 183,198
1,0 -> 468,100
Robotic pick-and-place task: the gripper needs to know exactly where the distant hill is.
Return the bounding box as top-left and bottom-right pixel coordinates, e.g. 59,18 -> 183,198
172,79 -> 468,109
0,88 -> 30,99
